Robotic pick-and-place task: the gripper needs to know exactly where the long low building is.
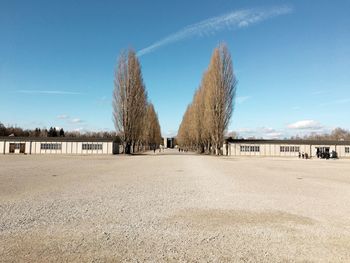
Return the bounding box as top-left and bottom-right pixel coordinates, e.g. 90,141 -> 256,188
0,137 -> 120,155
223,139 -> 350,158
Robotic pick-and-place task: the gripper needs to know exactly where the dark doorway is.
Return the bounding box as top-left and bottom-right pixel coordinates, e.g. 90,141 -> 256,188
167,138 -> 174,148
113,142 -> 120,154
9,143 -> 25,154
20,143 -> 25,153
9,143 -> 15,153
316,147 -> 330,159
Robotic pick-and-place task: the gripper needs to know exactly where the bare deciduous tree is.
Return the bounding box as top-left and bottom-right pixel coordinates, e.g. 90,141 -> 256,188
113,49 -> 148,154
177,43 -> 237,155
205,44 -> 237,154
143,103 -> 162,150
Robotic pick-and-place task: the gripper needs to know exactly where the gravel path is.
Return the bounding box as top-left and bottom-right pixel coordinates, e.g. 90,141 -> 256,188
1,150 -> 350,262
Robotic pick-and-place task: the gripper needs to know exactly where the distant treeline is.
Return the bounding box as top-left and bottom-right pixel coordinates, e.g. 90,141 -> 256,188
0,122 -> 117,139
226,127 -> 350,141
292,128 -> 350,141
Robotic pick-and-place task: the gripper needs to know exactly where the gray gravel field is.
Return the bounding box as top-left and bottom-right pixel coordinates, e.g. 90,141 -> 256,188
1,150 -> 350,262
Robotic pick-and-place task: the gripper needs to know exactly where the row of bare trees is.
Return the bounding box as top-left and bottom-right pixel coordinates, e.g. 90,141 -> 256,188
113,49 -> 162,154
177,44 -> 237,155
291,128 -> 350,141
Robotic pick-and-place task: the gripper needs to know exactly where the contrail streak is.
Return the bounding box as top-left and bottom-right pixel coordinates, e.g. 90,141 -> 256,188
137,5 -> 293,56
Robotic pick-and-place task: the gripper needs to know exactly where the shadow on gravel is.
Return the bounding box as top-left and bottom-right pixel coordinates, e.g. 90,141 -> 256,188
168,208 -> 315,229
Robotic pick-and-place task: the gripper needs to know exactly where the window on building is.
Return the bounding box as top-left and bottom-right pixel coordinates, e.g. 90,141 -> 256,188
41,143 -> 62,150
345,147 -> 349,153
240,145 -> 260,152
281,146 -> 300,152
82,143 -> 103,150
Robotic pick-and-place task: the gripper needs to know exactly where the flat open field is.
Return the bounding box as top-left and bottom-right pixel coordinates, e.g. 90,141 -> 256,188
1,150 -> 350,262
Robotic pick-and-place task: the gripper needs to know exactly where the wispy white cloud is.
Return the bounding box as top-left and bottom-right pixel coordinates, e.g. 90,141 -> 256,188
16,90 -> 82,95
232,126 -> 284,139
73,127 -> 85,132
236,96 -> 251,104
255,127 -> 283,139
70,118 -> 83,124
137,5 -> 293,56
57,114 -> 85,125
287,120 -> 322,130
231,121 -> 337,139
57,114 -> 69,120
95,96 -> 110,105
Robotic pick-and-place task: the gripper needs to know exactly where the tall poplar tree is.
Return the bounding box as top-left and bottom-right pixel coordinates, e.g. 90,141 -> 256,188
177,44 -> 237,155
113,49 -> 148,154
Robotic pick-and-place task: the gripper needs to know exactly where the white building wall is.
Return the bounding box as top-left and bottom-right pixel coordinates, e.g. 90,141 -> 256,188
4,140 -> 23,154
264,144 -> 269,156
343,146 -> 349,157
338,145 -> 350,158
77,142 -> 83,154
103,142 -> 108,154
61,142 -> 67,154
41,141 -> 46,154
31,142 -> 36,154
225,142 -> 348,158
81,142 -> 88,155
272,144 -> 277,156
0,141 -> 4,154
32,142 -> 37,154
337,146 -> 344,157
5,141 -> 9,154
66,142 -> 72,154
25,142 -> 31,154
71,142 -> 76,154
37,142 -> 41,154
107,142 -> 113,154
0,139 -> 118,155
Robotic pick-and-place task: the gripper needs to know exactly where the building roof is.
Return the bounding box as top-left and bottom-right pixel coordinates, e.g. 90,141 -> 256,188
226,138 -> 350,146
0,136 -> 114,142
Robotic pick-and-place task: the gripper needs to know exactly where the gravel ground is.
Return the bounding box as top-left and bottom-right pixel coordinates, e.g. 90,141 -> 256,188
1,150 -> 350,262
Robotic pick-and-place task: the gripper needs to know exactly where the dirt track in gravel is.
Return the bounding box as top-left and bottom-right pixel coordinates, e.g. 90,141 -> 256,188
1,150 -> 350,262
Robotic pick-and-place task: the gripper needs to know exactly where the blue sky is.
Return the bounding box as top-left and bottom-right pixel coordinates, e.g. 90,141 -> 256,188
0,0 -> 349,138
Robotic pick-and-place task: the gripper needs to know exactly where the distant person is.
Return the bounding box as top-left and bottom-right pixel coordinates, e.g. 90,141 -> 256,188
298,152 -> 301,159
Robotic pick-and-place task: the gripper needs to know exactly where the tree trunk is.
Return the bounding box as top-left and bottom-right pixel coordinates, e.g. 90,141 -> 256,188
124,142 -> 131,154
